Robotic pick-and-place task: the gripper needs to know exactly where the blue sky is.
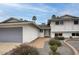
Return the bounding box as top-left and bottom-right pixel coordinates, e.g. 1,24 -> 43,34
0,3 -> 79,24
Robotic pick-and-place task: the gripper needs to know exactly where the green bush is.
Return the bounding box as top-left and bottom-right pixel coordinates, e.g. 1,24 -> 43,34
49,39 -> 62,47
11,44 -> 39,55
54,37 -> 65,40
50,45 -> 58,52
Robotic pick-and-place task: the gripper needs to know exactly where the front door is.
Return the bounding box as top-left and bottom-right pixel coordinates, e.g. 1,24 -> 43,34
44,29 -> 50,37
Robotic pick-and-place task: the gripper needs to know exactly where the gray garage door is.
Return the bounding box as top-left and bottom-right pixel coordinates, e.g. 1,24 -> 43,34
0,27 -> 22,42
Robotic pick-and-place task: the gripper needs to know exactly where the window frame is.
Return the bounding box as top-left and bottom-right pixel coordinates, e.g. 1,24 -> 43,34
72,33 -> 75,36
60,20 -> 63,25
55,21 -> 59,25
55,33 -> 62,37
72,33 -> 79,36
55,20 -> 63,25
40,29 -> 43,32
74,20 -> 79,25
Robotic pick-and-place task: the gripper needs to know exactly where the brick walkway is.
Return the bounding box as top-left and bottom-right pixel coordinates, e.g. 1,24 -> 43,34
29,37 -> 49,48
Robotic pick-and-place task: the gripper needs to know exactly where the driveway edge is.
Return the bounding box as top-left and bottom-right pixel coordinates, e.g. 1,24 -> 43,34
64,39 -> 79,55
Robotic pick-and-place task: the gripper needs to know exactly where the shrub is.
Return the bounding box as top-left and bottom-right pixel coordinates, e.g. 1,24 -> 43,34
50,45 -> 58,52
49,39 -> 62,47
54,37 -> 65,40
11,44 -> 39,55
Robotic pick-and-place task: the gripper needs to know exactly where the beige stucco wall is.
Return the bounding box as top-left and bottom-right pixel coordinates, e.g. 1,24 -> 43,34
23,24 -> 39,43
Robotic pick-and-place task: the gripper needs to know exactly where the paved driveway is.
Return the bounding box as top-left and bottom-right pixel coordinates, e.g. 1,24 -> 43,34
0,43 -> 21,54
0,38 -> 49,55
30,38 -> 49,48
68,40 -> 79,53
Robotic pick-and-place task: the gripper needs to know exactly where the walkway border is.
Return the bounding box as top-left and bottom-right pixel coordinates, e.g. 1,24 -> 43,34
64,39 -> 79,55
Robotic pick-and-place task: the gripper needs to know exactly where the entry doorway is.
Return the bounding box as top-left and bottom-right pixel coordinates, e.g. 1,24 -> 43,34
44,29 -> 50,37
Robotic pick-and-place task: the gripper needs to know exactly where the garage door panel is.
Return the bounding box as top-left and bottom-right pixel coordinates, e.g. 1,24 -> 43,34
0,27 -> 22,42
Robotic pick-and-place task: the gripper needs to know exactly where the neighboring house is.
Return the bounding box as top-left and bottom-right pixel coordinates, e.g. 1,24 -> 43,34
48,15 -> 79,38
0,15 -> 79,43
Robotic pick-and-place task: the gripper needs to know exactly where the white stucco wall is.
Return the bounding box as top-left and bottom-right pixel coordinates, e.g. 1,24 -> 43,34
23,24 -> 39,43
39,30 -> 44,37
50,20 -> 79,38
51,20 -> 79,32
51,33 -> 54,38
51,32 -> 71,38
63,33 -> 71,38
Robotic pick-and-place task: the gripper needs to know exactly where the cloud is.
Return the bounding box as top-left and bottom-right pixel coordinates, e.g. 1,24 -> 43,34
1,3 -> 79,24
1,3 -> 48,12
2,3 -> 22,8
0,10 -> 8,16
57,10 -> 75,16
54,4 -> 79,16
1,3 -> 58,13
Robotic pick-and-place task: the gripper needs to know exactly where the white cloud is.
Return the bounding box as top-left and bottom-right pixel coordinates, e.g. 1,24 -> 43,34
0,10 -> 7,16
1,3 -> 57,13
54,4 -> 79,16
1,3 -> 48,12
2,3 -> 22,8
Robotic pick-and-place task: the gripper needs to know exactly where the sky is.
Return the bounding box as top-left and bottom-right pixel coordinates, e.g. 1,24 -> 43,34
0,3 -> 79,24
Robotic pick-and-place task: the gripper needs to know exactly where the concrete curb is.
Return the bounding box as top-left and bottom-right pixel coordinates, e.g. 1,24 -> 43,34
64,39 -> 79,55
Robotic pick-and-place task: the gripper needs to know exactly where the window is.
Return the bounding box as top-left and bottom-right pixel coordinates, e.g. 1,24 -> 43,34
40,29 -> 43,32
55,21 -> 63,25
76,33 -> 79,36
55,33 -> 58,36
72,33 -> 79,36
59,33 -> 62,36
55,21 -> 59,25
74,20 -> 78,24
72,33 -> 75,36
60,21 -> 63,24
55,33 -> 62,37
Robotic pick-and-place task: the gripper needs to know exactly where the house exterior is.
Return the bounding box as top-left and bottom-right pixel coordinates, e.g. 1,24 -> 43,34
39,23 -> 50,37
0,17 -> 40,43
0,15 -> 79,43
48,15 -> 79,38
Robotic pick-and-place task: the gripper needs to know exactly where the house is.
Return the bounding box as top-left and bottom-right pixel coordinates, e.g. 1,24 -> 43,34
48,15 -> 79,38
0,17 -> 40,43
0,15 -> 79,43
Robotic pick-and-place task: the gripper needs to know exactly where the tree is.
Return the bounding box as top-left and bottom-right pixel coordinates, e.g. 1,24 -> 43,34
32,16 -> 37,22
20,18 -> 23,21
51,15 -> 56,19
